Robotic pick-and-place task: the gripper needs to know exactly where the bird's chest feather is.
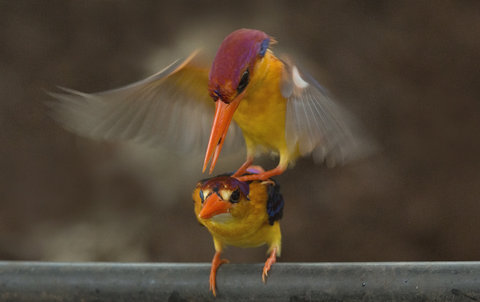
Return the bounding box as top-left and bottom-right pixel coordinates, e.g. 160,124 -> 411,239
233,54 -> 288,152
209,219 -> 275,248
206,201 -> 266,239
202,186 -> 274,247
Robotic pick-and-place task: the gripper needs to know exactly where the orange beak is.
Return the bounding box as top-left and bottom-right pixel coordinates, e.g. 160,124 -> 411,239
203,93 -> 244,174
198,193 -> 232,219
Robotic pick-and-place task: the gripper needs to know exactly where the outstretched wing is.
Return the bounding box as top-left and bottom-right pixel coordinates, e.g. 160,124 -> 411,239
49,51 -> 244,154
281,58 -> 372,167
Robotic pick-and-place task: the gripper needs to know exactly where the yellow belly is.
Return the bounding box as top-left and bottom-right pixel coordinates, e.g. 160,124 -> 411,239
210,220 -> 280,249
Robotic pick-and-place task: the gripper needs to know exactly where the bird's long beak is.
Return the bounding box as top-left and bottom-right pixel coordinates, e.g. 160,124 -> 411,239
203,93 -> 244,174
198,194 -> 231,219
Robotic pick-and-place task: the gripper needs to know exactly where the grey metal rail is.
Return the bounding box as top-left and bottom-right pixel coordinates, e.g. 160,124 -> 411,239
0,261 -> 479,301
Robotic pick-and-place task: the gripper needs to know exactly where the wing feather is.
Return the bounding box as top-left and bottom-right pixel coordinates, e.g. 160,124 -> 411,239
49,51 -> 244,155
282,59 -> 372,166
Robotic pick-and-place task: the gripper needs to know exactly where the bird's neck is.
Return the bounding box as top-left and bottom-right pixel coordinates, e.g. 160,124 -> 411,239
249,50 -> 282,90
233,51 -> 289,154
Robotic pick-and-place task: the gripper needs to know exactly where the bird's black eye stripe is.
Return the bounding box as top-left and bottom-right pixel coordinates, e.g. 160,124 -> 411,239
199,190 -> 205,203
237,69 -> 249,94
229,189 -> 240,203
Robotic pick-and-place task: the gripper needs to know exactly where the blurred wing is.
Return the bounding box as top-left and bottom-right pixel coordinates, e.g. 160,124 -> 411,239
281,58 -> 372,166
49,51 -> 244,154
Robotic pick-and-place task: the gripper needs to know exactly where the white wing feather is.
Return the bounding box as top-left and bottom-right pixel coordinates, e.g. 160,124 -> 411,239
282,60 -> 372,166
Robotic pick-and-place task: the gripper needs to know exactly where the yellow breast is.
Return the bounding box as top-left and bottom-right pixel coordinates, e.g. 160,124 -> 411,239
232,51 -> 290,160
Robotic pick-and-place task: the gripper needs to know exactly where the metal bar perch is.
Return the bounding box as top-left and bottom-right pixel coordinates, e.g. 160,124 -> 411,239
0,261 -> 479,301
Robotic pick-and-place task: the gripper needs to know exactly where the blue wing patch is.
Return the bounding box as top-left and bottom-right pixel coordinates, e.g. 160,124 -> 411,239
266,180 -> 284,225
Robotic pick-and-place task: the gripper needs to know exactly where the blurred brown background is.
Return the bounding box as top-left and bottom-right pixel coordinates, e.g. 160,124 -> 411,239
1,1 -> 480,263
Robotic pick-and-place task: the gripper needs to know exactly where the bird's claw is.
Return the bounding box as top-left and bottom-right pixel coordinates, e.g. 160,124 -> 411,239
232,158 -> 254,177
209,253 -> 229,296
236,166 -> 284,182
209,273 -> 219,296
262,270 -> 269,283
262,248 -> 277,284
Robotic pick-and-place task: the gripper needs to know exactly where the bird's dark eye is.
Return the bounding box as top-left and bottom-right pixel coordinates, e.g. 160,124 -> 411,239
237,69 -> 249,94
229,189 -> 241,203
211,89 -> 220,101
199,190 -> 205,203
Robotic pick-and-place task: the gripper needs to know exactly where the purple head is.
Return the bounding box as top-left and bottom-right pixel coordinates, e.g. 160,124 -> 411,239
208,29 -> 271,103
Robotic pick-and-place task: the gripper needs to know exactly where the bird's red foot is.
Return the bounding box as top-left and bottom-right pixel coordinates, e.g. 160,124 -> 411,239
237,166 -> 284,182
209,251 -> 229,296
232,157 -> 254,177
262,247 -> 277,283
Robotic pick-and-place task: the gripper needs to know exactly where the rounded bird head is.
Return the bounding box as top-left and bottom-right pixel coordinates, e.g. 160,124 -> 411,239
203,29 -> 273,174
208,29 -> 271,103
194,175 -> 251,222
193,173 -> 284,228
